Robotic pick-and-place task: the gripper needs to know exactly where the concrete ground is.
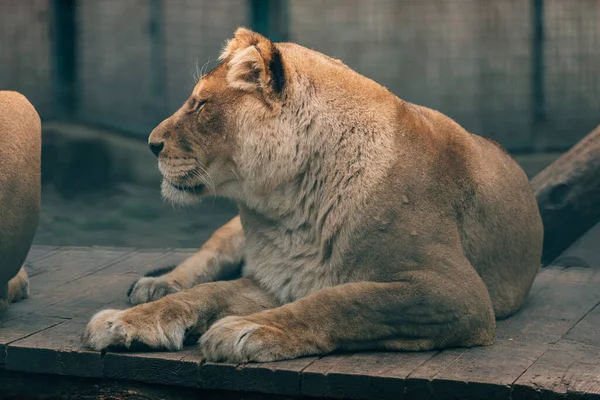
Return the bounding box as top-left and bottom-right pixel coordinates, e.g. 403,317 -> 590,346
34,123 -> 237,249
33,123 -> 562,249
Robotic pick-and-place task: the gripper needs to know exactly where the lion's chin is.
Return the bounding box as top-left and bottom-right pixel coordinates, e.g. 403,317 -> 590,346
160,180 -> 204,206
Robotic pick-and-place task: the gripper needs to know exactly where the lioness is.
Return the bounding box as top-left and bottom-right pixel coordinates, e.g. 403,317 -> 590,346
0,91 -> 41,310
83,28 -> 543,362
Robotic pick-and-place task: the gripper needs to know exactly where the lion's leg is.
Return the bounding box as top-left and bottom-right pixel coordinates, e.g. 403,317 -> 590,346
199,264 -> 496,363
0,266 -> 30,311
7,266 -> 29,303
84,277 -> 279,351
129,216 -> 244,304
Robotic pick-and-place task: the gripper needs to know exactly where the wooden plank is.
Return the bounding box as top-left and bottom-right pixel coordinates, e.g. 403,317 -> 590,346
2,248 -> 599,400
25,245 -> 59,263
0,314 -> 66,348
495,266 -> 600,342
4,251 -> 201,380
513,339 -> 600,400
0,250 -> 178,368
103,350 -> 201,388
0,368 -> 303,400
402,265 -> 600,400
301,354 -> 355,397
407,341 -> 549,400
0,369 -> 217,400
3,249 -> 184,321
24,247 -> 62,277
404,349 -> 470,400
103,339 -> 317,396
560,362 -> 600,399
84,251 -> 196,312
5,320 -> 103,378
0,315 -> 65,367
37,273 -> 143,319
25,247 -> 135,291
302,352 -> 435,400
565,304 -> 600,347
36,251 -> 185,319
199,357 -> 318,396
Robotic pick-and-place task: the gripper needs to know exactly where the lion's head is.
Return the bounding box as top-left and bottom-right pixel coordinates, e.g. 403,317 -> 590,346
149,28 -> 302,206
150,28 -> 397,211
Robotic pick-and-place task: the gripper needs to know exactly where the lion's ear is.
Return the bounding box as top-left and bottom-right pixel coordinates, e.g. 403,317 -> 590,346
226,45 -> 269,92
221,28 -> 286,94
219,27 -> 266,61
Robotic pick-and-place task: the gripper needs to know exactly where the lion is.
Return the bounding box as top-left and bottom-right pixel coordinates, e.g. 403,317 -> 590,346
0,91 -> 41,311
83,28 -> 543,363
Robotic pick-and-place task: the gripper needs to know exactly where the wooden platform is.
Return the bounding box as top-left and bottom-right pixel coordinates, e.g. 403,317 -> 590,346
2,225 -> 600,400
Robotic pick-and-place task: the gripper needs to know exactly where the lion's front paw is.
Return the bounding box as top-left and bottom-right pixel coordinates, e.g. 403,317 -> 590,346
82,308 -> 185,351
199,316 -> 300,363
82,309 -> 131,350
128,276 -> 182,305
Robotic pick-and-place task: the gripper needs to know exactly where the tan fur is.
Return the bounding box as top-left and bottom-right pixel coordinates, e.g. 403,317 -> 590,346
84,29 -> 543,362
0,91 -> 40,311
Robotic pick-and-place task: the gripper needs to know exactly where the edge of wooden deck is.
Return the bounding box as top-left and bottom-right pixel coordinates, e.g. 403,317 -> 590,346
1,236 -> 600,400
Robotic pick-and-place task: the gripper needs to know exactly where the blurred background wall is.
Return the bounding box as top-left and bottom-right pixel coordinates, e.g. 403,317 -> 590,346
2,0 -> 599,152
0,0 -> 599,248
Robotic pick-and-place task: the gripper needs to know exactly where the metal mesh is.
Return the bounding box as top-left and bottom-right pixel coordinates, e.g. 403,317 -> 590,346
1,0 -> 599,152
0,0 -> 54,118
542,0 -> 600,150
75,0 -> 247,136
289,1 -> 534,150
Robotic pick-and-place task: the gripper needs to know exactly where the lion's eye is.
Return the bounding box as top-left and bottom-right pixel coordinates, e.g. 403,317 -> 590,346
187,99 -> 206,114
193,100 -> 206,113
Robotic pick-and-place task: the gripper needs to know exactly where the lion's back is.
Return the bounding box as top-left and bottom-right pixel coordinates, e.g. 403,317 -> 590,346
0,91 -> 41,284
397,102 -> 543,318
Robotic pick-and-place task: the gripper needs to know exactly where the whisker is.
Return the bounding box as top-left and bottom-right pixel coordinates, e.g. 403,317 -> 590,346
196,165 -> 217,208
200,57 -> 213,77
196,164 -> 217,198
195,57 -> 201,83
199,172 -> 216,196
187,168 -> 215,196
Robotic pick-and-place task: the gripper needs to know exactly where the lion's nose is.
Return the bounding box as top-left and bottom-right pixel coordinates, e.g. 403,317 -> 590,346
149,141 -> 164,157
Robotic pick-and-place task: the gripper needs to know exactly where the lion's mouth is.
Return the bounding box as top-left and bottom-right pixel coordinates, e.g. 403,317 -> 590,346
169,182 -> 205,193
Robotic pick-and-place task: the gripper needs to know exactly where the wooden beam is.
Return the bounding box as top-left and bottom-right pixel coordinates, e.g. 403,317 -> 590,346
531,124 -> 600,265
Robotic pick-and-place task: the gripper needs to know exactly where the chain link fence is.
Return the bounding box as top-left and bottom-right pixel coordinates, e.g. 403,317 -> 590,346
1,0 -> 599,153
